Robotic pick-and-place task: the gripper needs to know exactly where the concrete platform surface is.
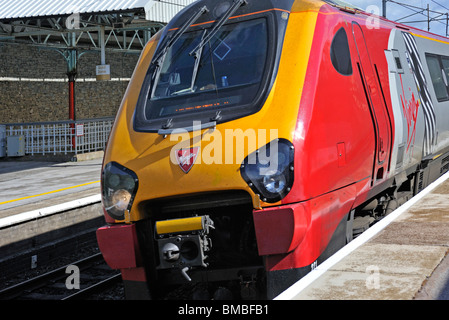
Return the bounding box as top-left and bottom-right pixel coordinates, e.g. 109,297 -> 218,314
276,171 -> 449,300
0,157 -> 102,216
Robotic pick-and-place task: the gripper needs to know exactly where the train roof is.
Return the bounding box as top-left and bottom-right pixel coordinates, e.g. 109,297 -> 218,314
319,0 -> 449,43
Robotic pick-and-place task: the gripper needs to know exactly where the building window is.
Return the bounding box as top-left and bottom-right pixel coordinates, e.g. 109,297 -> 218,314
330,27 -> 353,76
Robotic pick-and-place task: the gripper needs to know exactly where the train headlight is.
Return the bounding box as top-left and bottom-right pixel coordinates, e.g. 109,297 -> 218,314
102,162 -> 138,220
263,170 -> 287,194
240,139 -> 294,203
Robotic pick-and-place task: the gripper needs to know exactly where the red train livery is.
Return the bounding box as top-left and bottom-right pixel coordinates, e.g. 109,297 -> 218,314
96,0 -> 449,299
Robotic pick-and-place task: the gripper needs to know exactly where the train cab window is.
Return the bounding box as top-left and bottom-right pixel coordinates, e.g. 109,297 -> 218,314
145,18 -> 269,120
330,27 -> 353,76
426,54 -> 449,102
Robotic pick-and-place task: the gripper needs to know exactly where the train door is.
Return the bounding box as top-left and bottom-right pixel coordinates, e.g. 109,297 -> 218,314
351,21 -> 392,184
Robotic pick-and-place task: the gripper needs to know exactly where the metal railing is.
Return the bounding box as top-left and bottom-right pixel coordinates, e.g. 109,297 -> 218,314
3,117 -> 114,156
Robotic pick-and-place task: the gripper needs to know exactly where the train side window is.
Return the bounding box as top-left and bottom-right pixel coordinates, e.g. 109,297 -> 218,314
442,57 -> 449,87
330,27 -> 353,76
426,54 -> 449,102
391,49 -> 404,73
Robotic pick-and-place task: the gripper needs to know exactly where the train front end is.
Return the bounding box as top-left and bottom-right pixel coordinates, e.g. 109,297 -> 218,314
96,0 -> 322,299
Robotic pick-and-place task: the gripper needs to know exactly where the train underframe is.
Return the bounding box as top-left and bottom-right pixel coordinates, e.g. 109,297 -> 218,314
353,148 -> 449,237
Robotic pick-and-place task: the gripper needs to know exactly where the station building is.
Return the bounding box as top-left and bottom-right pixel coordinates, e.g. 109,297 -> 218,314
0,0 -> 195,157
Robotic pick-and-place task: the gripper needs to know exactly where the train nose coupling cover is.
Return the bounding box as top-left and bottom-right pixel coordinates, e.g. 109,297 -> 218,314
155,216 -> 214,281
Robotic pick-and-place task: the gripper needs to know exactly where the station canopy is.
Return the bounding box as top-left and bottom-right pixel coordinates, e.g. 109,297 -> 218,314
0,0 -> 196,52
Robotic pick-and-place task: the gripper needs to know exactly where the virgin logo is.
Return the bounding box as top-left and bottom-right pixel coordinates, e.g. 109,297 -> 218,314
176,147 -> 199,173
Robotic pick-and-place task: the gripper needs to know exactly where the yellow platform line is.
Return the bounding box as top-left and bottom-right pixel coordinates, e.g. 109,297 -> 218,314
0,180 -> 100,205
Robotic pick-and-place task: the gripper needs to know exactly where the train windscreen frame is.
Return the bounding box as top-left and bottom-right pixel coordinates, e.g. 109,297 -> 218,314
133,13 -> 279,133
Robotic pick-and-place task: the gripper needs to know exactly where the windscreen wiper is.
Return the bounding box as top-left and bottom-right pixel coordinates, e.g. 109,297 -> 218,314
152,5 -> 209,64
189,0 -> 247,57
189,30 -> 208,92
150,5 -> 209,98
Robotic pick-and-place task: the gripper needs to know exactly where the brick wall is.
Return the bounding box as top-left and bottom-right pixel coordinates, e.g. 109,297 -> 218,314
0,42 -> 139,123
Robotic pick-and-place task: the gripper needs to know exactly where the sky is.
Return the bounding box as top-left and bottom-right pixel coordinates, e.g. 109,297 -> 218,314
346,0 -> 449,37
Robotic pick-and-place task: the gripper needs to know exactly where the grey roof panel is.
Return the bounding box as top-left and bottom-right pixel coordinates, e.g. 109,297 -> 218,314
0,0 -> 152,20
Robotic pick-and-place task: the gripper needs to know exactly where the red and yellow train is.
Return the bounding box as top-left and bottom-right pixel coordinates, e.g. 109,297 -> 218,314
96,0 -> 449,299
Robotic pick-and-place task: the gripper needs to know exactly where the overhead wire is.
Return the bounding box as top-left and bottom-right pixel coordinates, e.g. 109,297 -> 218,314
430,0 -> 449,12
386,0 -> 448,34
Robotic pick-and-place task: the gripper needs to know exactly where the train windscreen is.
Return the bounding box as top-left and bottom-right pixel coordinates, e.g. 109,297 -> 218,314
144,18 -> 268,121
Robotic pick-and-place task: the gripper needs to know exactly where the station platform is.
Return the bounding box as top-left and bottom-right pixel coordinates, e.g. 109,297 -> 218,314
0,156 -> 105,278
276,171 -> 449,300
0,156 -> 102,218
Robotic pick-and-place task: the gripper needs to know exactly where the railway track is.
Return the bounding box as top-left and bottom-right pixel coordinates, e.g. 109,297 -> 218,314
0,253 -> 122,300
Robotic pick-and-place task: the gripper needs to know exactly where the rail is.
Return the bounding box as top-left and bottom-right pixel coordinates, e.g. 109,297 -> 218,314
2,117 -> 114,156
0,253 -> 121,300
